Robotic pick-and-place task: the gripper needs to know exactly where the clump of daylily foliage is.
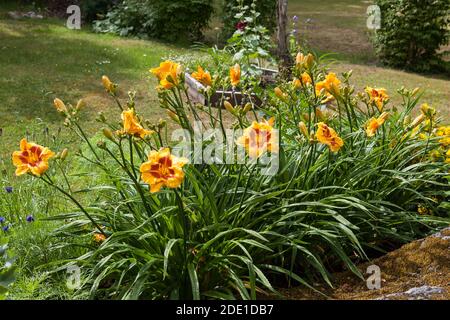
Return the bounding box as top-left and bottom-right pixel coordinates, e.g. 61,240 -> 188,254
11,50 -> 450,299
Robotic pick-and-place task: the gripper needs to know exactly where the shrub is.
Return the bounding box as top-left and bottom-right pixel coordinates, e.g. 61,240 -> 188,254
224,1 -> 275,78
11,54 -> 450,299
93,0 -> 214,42
373,0 -> 450,72
220,0 -> 276,43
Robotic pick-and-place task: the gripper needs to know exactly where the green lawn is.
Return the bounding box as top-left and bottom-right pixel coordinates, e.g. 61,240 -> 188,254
0,14 -> 187,161
0,0 -> 449,165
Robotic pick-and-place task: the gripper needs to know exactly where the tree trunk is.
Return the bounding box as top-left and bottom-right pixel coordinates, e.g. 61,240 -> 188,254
276,0 -> 292,77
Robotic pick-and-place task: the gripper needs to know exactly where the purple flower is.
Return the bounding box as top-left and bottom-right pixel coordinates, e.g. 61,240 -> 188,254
0,217 -> 5,224
2,225 -> 9,232
4,186 -> 13,193
26,215 -> 34,223
293,15 -> 299,23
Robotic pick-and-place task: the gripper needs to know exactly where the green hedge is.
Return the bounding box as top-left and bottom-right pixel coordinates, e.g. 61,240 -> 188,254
93,0 -> 214,42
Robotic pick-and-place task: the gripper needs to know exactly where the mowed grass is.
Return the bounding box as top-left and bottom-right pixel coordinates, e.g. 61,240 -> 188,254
0,0 -> 449,166
0,14 -> 188,163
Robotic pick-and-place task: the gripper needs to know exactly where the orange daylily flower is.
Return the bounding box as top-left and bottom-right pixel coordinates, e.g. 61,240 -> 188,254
315,73 -> 341,102
12,138 -> 55,177
119,109 -> 154,138
365,112 -> 390,137
94,233 -> 106,243
229,64 -> 241,87
140,148 -> 188,193
365,87 -> 389,111
236,117 -> 279,158
316,122 -> 344,152
150,60 -> 181,89
191,65 -> 212,86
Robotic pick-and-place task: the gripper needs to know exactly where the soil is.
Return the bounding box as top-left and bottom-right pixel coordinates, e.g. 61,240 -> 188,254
280,227 -> 450,300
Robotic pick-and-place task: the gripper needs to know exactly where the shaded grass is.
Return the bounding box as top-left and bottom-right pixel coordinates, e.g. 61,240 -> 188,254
0,15 -> 188,161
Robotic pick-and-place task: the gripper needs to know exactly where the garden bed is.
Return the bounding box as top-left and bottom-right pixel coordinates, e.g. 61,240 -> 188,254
280,227 -> 450,300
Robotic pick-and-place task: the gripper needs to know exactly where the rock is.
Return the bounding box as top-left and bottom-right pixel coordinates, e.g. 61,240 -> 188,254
7,11 -> 43,20
7,11 -> 22,19
403,285 -> 445,298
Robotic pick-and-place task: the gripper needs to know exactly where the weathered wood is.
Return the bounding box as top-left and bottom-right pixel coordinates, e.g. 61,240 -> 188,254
185,73 -> 263,109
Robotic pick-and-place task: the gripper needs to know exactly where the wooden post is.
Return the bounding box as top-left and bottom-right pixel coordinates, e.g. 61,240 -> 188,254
276,0 -> 292,77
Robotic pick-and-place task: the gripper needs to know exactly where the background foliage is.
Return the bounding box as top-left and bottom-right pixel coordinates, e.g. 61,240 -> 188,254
373,0 -> 450,72
93,0 -> 214,42
220,0 -> 277,43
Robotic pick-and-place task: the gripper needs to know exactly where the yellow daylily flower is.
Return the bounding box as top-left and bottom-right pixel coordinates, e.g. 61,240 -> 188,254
140,148 -> 188,193
119,109 -> 154,138
315,73 -> 341,102
316,122 -> 344,152
365,87 -> 389,112
365,112 -> 390,137
150,60 -> 181,89
229,64 -> 241,87
191,65 -> 212,87
236,117 -> 278,158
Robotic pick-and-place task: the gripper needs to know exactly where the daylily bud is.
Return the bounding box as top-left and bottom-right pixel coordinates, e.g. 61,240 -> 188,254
411,87 -> 420,97
298,121 -> 309,138
223,101 -> 236,115
102,75 -> 115,93
274,87 -> 286,100
60,148 -> 68,161
309,131 -> 315,144
53,98 -> 68,113
379,112 -> 390,122
158,118 -> 167,128
403,115 -> 411,127
167,110 -> 180,123
102,128 -> 115,141
243,103 -> 252,113
76,99 -> 85,111
409,114 -> 426,129
293,78 -> 301,89
295,52 -> 305,66
304,53 -> 314,69
97,140 -> 106,149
